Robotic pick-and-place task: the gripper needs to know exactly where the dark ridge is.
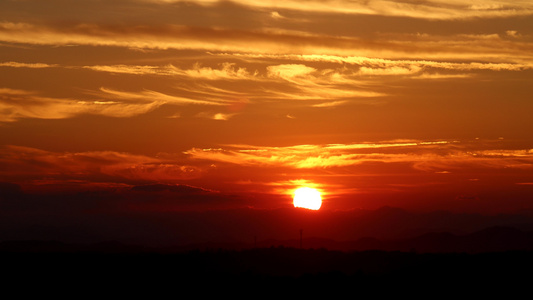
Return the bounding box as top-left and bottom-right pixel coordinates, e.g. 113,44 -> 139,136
2,226 -> 533,294
3,226 -> 533,254
177,226 -> 533,253
2,245 -> 532,293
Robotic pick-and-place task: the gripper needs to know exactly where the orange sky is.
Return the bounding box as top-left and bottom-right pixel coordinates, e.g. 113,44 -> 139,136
1,0 -> 532,214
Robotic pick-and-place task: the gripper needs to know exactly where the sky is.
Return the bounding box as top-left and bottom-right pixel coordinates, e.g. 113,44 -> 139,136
1,0 -> 533,233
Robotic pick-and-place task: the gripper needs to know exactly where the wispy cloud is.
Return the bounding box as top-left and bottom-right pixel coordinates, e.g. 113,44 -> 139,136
96,87 -> 227,106
0,61 -> 57,68
79,58 -> 498,84
0,88 -> 163,122
185,140 -> 533,171
225,53 -> 533,72
358,66 -> 422,76
83,62 -> 259,80
311,100 -> 348,108
0,145 -> 203,183
84,62 -> 383,105
150,0 -> 533,20
2,20 -> 531,65
0,86 -> 235,122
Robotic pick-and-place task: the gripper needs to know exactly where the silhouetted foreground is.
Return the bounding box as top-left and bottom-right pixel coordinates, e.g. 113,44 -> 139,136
180,226 -> 533,253
2,241 -> 532,294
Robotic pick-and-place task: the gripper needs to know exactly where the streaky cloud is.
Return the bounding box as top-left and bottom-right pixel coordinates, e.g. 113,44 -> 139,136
2,21 -> 531,65
149,0 -> 533,20
0,88 -> 163,122
0,61 -> 57,68
97,87 -> 227,106
0,145 -> 203,184
224,53 -> 533,72
185,140 -> 533,170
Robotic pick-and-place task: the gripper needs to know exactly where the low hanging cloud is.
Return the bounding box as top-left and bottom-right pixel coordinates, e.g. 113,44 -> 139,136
185,140 -> 533,171
0,145 -> 204,185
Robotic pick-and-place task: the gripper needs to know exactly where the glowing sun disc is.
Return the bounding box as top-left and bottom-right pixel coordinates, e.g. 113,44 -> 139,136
293,187 -> 322,210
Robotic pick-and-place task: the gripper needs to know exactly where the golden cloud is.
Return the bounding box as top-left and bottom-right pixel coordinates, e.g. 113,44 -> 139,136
0,88 -> 164,122
150,0 -> 533,20
185,140 -> 533,171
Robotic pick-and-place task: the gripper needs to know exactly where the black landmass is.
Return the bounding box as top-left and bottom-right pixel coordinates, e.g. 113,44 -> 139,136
162,225 -> 533,253
3,197 -> 533,293
3,226 -> 533,253
2,244 -> 531,295
2,226 -> 533,294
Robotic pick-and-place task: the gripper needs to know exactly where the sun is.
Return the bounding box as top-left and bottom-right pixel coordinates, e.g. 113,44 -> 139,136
293,187 -> 322,210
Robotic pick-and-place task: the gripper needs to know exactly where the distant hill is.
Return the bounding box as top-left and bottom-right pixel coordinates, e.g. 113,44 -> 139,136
164,225 -> 533,253
3,206 -> 533,250
4,225 -> 531,254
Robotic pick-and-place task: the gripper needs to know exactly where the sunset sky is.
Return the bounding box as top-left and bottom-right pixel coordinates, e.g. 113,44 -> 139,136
1,0 -> 532,228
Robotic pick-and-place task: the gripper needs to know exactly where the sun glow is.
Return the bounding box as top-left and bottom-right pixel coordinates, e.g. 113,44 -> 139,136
293,187 -> 322,210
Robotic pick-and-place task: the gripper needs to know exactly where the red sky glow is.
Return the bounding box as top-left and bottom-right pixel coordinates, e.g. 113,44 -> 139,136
1,1 -> 533,246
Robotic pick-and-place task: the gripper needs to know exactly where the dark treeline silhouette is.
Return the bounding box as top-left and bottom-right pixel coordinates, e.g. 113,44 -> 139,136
128,225 -> 533,253
3,226 -> 533,254
2,240 -> 532,294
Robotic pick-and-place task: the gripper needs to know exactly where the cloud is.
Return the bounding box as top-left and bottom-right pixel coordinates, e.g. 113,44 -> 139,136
263,64 -> 386,101
3,19 -> 531,66
226,53 -> 533,72
84,62 -> 259,81
182,62 -> 258,80
505,30 -> 520,38
358,66 -> 422,76
412,149 -> 533,172
195,111 -> 237,120
267,64 -> 317,80
184,140 -> 533,171
271,11 -> 284,19
82,64 -> 171,75
311,100 -> 348,108
84,61 -> 383,106
0,61 -> 57,68
0,88 -> 164,122
15,0 -> 528,22
184,141 -> 442,168
152,0 -> 533,20
0,85 -> 245,122
1,22 -> 348,54
469,3 -> 505,10
0,145 -> 203,185
414,73 -> 472,79
97,87 -> 226,106
130,183 -> 215,194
